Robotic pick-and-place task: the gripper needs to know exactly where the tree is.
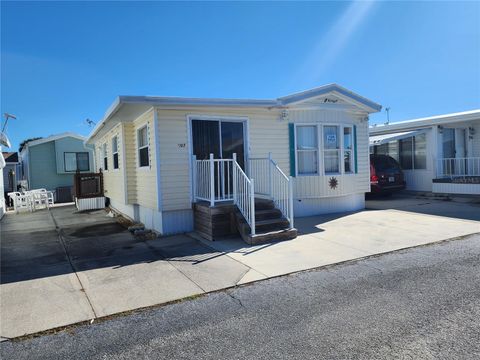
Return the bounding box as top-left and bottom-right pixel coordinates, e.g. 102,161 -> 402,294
18,137 -> 43,152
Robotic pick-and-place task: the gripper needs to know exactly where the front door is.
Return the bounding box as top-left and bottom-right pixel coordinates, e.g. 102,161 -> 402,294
442,128 -> 467,175
191,120 -> 245,168
191,119 -> 246,200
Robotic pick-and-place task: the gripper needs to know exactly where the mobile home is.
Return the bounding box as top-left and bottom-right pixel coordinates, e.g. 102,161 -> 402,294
370,110 -> 480,195
86,84 -> 381,241
20,133 -> 95,201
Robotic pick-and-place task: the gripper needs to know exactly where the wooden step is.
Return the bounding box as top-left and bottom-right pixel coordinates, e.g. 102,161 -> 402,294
254,198 -> 275,211
254,218 -> 290,232
255,208 -> 282,221
248,228 -> 298,245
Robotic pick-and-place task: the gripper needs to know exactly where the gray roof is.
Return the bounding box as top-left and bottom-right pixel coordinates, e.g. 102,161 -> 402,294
87,84 -> 382,143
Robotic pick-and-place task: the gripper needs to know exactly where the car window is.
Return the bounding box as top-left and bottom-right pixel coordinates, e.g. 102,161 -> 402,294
372,155 -> 400,171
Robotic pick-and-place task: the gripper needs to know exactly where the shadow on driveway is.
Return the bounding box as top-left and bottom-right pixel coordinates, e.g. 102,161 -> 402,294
0,206 -> 236,285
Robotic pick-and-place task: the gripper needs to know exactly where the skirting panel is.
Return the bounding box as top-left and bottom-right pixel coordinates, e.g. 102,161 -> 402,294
76,197 -> 105,211
432,182 -> 480,195
294,193 -> 365,218
162,209 -> 194,235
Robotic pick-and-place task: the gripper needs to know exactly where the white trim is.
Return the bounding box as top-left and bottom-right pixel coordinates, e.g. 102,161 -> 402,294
370,109 -> 480,135
295,124 -> 319,176
187,114 -> 250,202
102,143 -> 109,172
86,84 -> 381,144
120,124 -> 129,204
137,125 -> 150,169
25,132 -> 86,148
111,135 -> 119,170
293,122 -> 357,177
153,108 -> 163,212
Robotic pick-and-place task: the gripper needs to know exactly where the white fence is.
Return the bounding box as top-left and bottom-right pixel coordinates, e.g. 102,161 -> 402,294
437,157 -> 480,178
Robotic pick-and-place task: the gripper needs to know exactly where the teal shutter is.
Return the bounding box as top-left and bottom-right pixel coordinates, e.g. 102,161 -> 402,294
353,125 -> 358,173
289,123 -> 296,177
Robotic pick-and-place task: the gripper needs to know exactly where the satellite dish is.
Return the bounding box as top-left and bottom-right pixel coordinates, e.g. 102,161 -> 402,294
0,132 -> 11,148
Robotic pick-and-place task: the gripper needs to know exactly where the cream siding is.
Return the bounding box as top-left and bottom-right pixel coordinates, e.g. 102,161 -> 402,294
94,123 -> 125,204
156,107 -> 289,212
123,122 -> 137,204
155,107 -> 371,213
131,109 -> 157,210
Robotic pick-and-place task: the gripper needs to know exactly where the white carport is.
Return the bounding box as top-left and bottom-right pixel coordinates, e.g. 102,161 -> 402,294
369,130 -> 426,146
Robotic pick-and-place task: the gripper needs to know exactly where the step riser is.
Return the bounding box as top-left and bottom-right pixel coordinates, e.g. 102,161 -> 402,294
255,210 -> 282,221
234,199 -> 298,245
248,229 -> 298,245
255,203 -> 275,211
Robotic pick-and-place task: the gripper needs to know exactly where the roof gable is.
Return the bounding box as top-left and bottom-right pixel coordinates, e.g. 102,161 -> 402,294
278,84 -> 382,112
2,152 -> 19,163
26,132 -> 86,148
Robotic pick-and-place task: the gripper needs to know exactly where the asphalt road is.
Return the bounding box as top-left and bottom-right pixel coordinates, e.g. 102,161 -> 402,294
2,234 -> 479,360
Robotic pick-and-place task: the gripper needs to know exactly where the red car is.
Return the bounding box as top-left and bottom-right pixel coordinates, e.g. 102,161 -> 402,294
369,154 -> 406,194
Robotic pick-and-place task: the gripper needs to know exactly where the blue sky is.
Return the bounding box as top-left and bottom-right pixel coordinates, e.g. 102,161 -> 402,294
1,1 -> 479,150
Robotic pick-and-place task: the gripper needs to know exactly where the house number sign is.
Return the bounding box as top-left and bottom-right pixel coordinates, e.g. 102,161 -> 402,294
178,143 -> 186,148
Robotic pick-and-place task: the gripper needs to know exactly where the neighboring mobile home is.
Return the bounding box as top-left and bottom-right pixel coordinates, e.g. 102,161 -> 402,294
370,110 -> 480,195
20,133 -> 95,201
0,147 -> 5,218
86,84 -> 381,239
2,152 -> 21,206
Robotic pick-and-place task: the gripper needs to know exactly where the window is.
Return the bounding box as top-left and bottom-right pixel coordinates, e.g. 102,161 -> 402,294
138,126 -> 149,167
399,138 -> 413,170
112,136 -> 119,169
414,133 -> 427,169
64,152 -> 90,172
374,134 -> 426,170
324,125 -> 340,174
103,143 -> 108,171
296,126 -> 318,175
343,126 -> 354,173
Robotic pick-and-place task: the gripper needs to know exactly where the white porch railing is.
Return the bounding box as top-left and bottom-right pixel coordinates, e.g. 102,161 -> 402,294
249,153 -> 294,228
192,154 -> 234,206
192,153 -> 255,234
232,154 -> 256,235
193,152 -> 294,236
436,157 -> 480,178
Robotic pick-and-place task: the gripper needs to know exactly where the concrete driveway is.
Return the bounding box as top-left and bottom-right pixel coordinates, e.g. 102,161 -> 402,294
1,195 -> 479,339
1,206 -> 251,339
199,194 -> 480,279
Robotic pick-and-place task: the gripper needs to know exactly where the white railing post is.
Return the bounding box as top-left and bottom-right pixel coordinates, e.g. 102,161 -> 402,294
209,153 -> 215,207
268,152 -> 272,197
289,176 -> 294,229
250,178 -> 256,236
232,153 -> 237,203
192,155 -> 197,202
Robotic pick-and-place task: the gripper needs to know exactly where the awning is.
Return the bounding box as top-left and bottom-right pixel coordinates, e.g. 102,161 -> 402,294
369,130 -> 426,146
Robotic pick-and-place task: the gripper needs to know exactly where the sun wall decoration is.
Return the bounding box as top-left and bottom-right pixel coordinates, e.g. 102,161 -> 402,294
328,177 -> 338,190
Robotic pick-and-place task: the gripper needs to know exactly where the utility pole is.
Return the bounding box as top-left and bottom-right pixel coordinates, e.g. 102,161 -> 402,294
385,107 -> 391,125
